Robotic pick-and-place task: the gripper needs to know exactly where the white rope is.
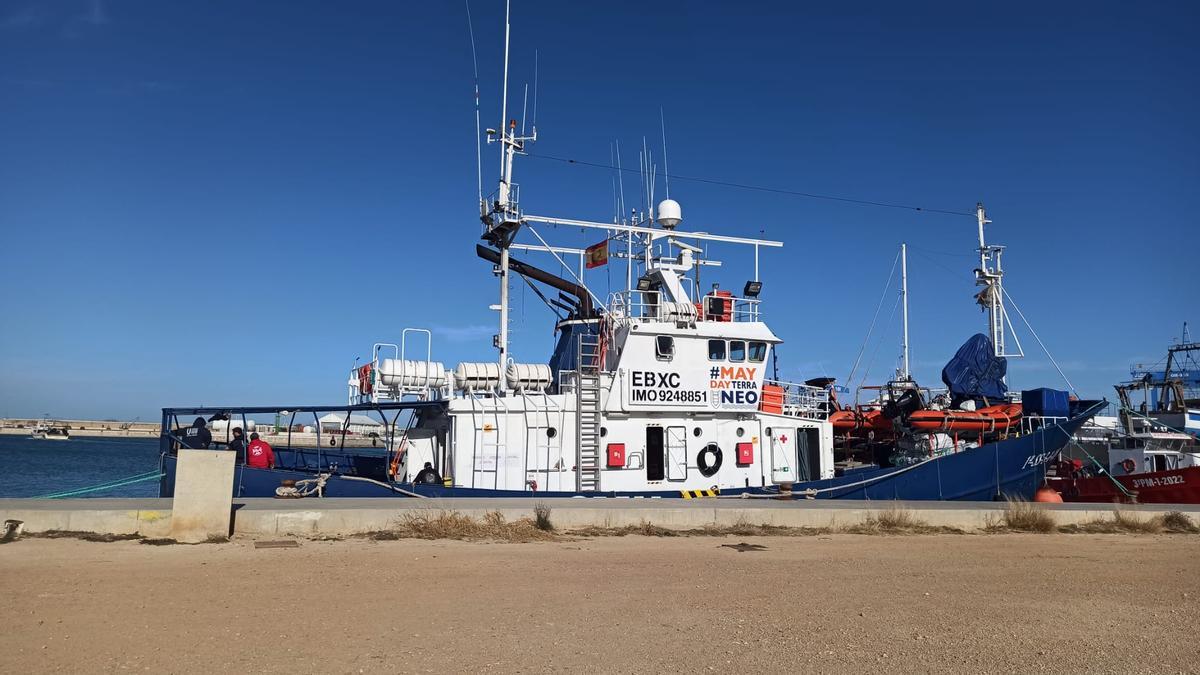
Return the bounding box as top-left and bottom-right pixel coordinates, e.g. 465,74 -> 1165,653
999,287 -> 1077,394
339,475 -> 428,498
275,473 -> 330,498
720,455 -> 937,499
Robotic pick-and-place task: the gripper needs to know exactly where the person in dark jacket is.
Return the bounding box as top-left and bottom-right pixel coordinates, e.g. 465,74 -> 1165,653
228,427 -> 247,464
181,417 -> 212,449
414,462 -> 441,484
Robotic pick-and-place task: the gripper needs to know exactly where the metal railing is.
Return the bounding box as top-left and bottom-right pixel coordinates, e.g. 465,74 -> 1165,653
606,289 -> 762,323
1020,415 -> 1068,435
480,184 -> 521,223
762,379 -> 830,419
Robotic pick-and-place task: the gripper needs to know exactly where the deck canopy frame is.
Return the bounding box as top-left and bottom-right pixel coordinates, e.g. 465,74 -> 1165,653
160,402 -> 446,472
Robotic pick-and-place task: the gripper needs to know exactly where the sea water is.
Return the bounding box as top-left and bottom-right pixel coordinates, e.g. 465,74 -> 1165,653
0,435 -> 163,498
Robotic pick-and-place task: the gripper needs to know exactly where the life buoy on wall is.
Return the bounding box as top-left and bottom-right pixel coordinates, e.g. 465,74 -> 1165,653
697,443 -> 723,478
1120,458 -> 1137,474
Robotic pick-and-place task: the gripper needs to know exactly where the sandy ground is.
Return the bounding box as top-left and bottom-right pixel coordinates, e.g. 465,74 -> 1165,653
0,534 -> 1196,674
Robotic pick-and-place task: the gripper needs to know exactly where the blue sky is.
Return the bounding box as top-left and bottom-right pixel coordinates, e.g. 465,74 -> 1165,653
0,0 -> 1196,420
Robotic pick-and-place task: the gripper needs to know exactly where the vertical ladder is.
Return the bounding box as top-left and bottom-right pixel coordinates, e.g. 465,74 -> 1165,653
576,333 -> 602,492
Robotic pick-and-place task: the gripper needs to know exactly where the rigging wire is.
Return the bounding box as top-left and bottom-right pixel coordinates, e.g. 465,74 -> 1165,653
907,246 -> 1080,391
465,0 -> 483,205
524,151 -> 976,217
846,249 -> 902,385
1000,287 -> 1078,395
858,292 -> 903,392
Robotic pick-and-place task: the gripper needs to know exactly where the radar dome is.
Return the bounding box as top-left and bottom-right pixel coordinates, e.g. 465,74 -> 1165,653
656,199 -> 682,229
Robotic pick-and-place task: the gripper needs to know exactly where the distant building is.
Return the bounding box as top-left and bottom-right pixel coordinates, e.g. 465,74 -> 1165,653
317,413 -> 383,435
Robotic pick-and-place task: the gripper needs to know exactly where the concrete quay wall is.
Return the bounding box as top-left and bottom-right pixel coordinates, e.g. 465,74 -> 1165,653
3,498 -> 1198,539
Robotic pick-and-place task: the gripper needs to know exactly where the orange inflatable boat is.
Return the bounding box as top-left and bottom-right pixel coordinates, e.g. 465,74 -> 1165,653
906,403 -> 1022,432
829,408 -> 893,433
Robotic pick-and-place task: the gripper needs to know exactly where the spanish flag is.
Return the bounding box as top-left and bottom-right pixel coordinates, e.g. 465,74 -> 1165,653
585,239 -> 609,269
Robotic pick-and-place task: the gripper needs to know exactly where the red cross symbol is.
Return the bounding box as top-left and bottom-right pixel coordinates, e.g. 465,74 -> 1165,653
779,434 -> 788,443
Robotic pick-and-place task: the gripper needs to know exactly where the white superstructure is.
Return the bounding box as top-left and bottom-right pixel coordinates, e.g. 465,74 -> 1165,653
341,4 -> 833,495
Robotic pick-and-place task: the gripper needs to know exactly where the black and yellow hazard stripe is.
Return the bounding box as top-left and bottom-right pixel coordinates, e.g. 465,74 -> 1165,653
680,488 -> 719,499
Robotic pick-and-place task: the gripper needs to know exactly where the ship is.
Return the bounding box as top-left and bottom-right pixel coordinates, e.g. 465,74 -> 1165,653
157,6 -> 1100,501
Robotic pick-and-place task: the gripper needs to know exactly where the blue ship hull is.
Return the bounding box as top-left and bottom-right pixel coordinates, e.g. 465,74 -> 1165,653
160,407 -> 1096,501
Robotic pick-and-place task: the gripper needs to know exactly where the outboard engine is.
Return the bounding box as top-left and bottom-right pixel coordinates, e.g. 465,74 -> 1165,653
882,389 -> 922,421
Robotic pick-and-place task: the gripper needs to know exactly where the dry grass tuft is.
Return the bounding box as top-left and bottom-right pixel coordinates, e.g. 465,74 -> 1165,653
570,521 -> 681,537
1112,510 -> 1164,533
1161,511 -> 1200,533
1061,510 -> 1166,534
367,510 -> 558,543
702,520 -> 825,537
843,508 -> 961,535
32,530 -> 143,543
533,502 -> 554,532
990,499 -> 1057,533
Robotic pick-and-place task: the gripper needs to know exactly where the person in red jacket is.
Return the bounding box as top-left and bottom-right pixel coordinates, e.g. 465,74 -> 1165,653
246,432 -> 275,469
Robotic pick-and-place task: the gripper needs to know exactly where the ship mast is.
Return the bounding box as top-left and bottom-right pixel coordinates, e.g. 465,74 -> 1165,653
900,242 -> 910,380
973,202 -> 1021,361
482,0 -> 536,373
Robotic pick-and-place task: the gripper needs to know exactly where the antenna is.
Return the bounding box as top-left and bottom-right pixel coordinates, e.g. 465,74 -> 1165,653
465,0 -> 482,206
498,0 -> 511,178
531,49 -> 538,134
615,139 -> 626,220
660,107 -> 671,199
521,83 -> 528,135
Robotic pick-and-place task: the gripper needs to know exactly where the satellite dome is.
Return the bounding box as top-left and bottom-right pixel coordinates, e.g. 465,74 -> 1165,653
656,199 -> 682,229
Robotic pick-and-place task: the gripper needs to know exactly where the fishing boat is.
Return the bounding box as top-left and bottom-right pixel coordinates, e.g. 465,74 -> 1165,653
1123,327 -> 1200,440
31,418 -> 70,441
1048,367 -> 1200,503
157,6 -> 1099,501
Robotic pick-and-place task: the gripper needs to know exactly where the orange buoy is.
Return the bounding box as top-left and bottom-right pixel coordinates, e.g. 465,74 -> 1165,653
1033,485 -> 1063,503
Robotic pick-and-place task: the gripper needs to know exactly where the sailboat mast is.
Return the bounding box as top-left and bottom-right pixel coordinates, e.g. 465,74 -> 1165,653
901,242 -> 910,380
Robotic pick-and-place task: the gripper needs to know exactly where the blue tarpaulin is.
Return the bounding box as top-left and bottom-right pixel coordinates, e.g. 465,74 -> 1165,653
941,334 -> 1008,404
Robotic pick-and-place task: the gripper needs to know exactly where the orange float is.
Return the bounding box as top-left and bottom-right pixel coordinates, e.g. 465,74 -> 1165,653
1033,485 -> 1064,503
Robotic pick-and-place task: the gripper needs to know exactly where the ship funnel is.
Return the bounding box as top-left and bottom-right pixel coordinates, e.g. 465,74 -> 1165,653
656,199 -> 682,229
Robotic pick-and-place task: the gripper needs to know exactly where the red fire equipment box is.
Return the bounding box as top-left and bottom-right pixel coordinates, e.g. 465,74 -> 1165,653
607,443 -> 626,468
736,442 -> 753,466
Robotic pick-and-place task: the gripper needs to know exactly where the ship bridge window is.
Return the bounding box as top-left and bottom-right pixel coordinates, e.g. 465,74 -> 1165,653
707,339 -> 726,360
655,335 -> 675,361
749,341 -> 767,362
729,340 -> 746,362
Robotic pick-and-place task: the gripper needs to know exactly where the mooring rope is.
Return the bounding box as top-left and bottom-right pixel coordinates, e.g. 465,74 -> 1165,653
36,470 -> 164,499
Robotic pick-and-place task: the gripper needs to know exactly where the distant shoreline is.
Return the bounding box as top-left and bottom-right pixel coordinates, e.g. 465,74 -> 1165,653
0,420 -> 386,447
0,419 -> 158,438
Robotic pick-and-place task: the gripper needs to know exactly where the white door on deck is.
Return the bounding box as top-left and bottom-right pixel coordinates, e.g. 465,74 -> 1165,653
770,428 -> 795,483
666,426 -> 687,481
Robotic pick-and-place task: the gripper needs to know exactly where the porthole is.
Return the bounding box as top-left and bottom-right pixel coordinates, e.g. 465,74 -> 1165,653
547,427 -> 557,438
736,427 -> 744,437
692,427 -> 702,437
765,427 -> 772,437
600,427 -> 608,437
